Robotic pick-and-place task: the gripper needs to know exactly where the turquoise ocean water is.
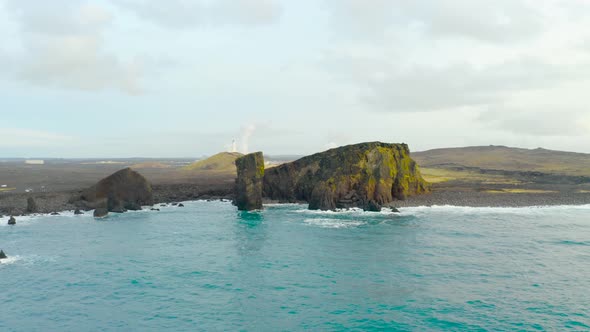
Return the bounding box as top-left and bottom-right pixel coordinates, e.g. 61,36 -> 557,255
1,201 -> 589,331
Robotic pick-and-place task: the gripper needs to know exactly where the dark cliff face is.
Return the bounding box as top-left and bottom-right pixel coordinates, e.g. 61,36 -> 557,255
75,168 -> 153,212
263,142 -> 430,211
233,152 -> 264,211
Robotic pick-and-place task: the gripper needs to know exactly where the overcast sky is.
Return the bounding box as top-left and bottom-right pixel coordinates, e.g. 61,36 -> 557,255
1,0 -> 589,158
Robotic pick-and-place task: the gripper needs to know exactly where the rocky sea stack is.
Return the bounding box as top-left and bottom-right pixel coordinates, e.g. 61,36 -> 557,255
72,168 -> 153,213
263,142 -> 430,211
233,152 -> 264,211
0,250 -> 7,259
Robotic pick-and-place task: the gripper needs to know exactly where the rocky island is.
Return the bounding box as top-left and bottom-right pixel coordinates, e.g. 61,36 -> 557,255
234,142 -> 431,211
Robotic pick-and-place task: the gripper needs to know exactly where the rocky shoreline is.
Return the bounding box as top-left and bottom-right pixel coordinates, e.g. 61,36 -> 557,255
0,183 -> 233,218
2,183 -> 589,220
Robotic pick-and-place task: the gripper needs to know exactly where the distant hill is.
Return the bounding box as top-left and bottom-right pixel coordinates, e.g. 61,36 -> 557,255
131,162 -> 172,169
412,146 -> 590,176
183,152 -> 244,173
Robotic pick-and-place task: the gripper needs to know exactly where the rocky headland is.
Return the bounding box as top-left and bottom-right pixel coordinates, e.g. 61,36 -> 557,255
233,142 -> 431,211
263,142 -> 431,211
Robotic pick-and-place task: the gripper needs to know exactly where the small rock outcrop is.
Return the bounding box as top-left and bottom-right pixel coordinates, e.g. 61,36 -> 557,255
0,250 -> 7,259
26,197 -> 39,213
73,168 -> 153,213
233,152 -> 264,211
74,209 -> 84,215
8,216 -> 16,225
94,208 -> 108,218
263,142 -> 430,211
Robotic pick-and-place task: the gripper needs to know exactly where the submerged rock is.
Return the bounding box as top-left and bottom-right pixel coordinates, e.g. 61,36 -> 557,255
50,212 -> 60,216
26,197 -> 39,213
74,168 -> 153,213
0,250 -> 6,259
8,216 -> 16,225
263,142 -> 430,211
150,208 -> 160,211
74,209 -> 84,215
178,203 -> 184,207
233,152 -> 264,211
94,208 -> 108,218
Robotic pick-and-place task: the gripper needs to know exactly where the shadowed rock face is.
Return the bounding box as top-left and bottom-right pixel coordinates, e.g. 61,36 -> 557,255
75,168 -> 153,212
263,142 -> 430,211
233,152 -> 264,211
26,197 -> 38,213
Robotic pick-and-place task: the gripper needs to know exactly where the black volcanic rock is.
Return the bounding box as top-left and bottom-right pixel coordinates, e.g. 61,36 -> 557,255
178,203 -> 184,207
26,197 -> 39,213
263,142 -> 430,211
74,168 -> 153,213
0,250 -> 7,259
233,152 -> 264,211
94,208 -> 108,218
8,216 -> 16,225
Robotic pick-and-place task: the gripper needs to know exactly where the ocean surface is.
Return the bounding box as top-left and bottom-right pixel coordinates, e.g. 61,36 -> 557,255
1,201 -> 589,331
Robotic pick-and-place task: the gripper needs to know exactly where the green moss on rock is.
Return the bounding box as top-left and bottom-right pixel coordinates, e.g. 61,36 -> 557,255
263,142 -> 431,211
234,152 -> 265,211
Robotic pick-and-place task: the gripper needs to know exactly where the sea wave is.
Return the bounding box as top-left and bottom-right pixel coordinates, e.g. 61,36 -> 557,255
302,218 -> 366,229
0,255 -> 21,266
399,204 -> 590,216
293,207 -> 400,216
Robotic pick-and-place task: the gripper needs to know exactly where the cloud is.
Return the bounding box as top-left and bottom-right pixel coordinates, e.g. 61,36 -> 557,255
1,0 -> 143,94
324,0 -> 543,43
479,105 -> 589,137
0,128 -> 74,147
324,54 -> 581,112
118,0 -> 282,28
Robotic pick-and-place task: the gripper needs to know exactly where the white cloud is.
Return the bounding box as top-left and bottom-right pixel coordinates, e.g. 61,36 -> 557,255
117,0 -> 282,28
1,0 -> 143,94
324,0 -> 543,43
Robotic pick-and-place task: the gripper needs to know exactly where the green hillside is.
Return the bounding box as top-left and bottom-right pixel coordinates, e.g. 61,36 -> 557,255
183,152 -> 244,173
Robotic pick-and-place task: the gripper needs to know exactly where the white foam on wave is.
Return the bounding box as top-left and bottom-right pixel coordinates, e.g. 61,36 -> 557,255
0,255 -> 21,266
293,207 -> 400,216
303,218 -> 366,229
398,204 -> 590,216
0,210 -> 94,226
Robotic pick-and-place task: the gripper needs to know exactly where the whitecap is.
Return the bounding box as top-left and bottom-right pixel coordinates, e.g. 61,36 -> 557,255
398,204 -> 590,217
302,218 -> 366,229
0,255 -> 21,266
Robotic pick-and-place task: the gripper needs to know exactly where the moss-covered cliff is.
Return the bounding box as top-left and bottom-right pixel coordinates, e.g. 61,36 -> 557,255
233,152 -> 265,211
263,142 -> 430,211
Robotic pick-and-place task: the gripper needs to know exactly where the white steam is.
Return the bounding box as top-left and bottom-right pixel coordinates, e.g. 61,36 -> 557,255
240,124 -> 256,153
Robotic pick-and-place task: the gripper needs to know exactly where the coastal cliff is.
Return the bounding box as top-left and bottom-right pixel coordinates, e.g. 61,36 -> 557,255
233,152 -> 264,211
263,142 -> 430,211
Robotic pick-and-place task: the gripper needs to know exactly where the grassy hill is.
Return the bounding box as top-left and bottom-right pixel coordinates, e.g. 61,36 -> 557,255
183,152 -> 244,173
412,146 -> 590,177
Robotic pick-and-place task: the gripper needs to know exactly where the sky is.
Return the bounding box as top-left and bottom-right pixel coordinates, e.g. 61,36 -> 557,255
1,0 -> 589,158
